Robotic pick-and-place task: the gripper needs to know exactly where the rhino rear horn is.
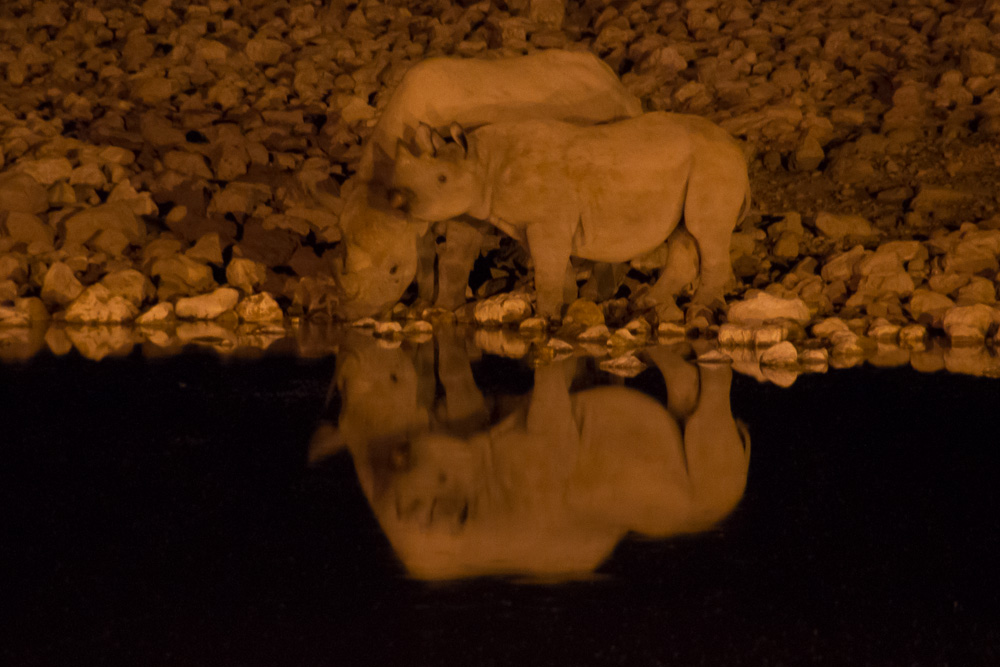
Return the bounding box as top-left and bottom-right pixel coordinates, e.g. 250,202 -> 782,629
414,123 -> 435,155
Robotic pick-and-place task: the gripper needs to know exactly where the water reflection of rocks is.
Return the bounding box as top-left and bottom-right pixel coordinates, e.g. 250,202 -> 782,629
310,328 -> 750,580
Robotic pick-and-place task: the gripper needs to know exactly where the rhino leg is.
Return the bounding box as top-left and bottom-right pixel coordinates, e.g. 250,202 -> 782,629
526,222 -> 574,320
645,346 -> 700,421
683,162 -> 747,307
435,219 -> 484,310
681,363 -> 750,528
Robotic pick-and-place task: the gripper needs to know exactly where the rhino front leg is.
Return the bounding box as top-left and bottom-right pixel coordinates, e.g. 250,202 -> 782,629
436,219 -> 485,310
526,222 -> 574,320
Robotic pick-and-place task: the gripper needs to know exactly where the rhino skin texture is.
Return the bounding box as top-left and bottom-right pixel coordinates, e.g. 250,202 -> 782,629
393,112 -> 752,319
334,50 -> 642,319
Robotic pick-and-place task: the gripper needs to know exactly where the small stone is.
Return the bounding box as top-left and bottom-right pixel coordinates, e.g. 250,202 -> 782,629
64,285 -> 138,323
942,304 -> 997,345
898,324 -> 928,350
136,302 -> 175,325
40,262 -> 84,307
760,341 -> 799,366
578,324 -> 610,341
101,269 -> 152,308
518,317 -> 548,332
657,321 -> 686,340
815,212 -> 876,241
186,233 -> 224,265
4,211 -> 53,247
225,257 -> 267,294
474,293 -> 533,326
132,78 -> 173,105
163,151 -> 213,179
599,354 -> 647,378
811,316 -> 851,340
792,134 -> 824,171
727,291 -> 810,324
236,293 -> 284,323
175,288 -> 241,320
374,321 -> 403,338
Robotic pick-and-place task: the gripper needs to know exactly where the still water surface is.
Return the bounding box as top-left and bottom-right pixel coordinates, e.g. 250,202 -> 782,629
1,330 -> 999,666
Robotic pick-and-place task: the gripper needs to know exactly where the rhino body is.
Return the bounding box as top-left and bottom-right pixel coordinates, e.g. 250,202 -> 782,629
393,112 -> 752,318
334,51 -> 641,320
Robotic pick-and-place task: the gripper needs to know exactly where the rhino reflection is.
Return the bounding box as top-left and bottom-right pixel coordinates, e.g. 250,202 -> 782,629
316,333 -> 749,580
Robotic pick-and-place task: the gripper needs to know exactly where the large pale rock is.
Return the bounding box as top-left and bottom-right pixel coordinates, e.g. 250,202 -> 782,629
727,291 -> 811,324
175,288 -> 240,320
136,302 -> 175,325
0,298 -> 49,326
64,285 -> 138,323
101,269 -> 153,308
474,293 -> 534,326
236,293 -> 284,322
907,289 -> 956,327
942,304 -> 998,345
40,262 -> 84,306
63,203 -> 145,248
0,172 -> 48,213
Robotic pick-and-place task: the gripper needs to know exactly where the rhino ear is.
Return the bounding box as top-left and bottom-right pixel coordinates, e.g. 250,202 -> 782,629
449,122 -> 468,157
414,123 -> 435,155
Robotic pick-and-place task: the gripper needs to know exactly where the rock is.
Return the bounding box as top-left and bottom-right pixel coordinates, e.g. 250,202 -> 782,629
101,269 -> 153,308
132,78 -> 173,105
760,341 -> 799,366
64,285 -> 138,323
236,293 -> 284,323
898,324 -> 928,350
163,151 -> 213,179
40,262 -> 84,307
907,289 -> 956,328
175,288 -> 241,320
186,233 -> 224,265
599,354 -> 647,378
0,172 -> 48,213
150,255 -> 216,296
578,324 -> 610,341
867,318 -> 901,342
225,257 -> 267,294
136,302 -> 175,325
942,304 -> 998,345
63,203 -> 145,248
811,316 -> 851,340
814,212 -> 876,241
474,329 -> 531,358
727,291 -> 810,325
0,298 -> 49,326
15,158 -> 73,186
246,37 -> 289,66
4,211 -> 54,247
474,293 -> 533,326
718,323 -> 787,347
792,134 -> 824,171
821,245 -> 867,282
657,321 -> 686,340
374,321 -> 403,338
964,49 -> 996,77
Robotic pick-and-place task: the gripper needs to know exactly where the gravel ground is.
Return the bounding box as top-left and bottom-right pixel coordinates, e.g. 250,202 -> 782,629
2,0 -> 1000,372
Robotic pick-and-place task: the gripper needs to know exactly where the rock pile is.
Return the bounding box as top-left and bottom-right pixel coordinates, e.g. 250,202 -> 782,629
2,0 -> 1000,363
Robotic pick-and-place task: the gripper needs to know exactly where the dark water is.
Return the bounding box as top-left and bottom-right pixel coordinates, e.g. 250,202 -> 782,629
2,337 -> 999,666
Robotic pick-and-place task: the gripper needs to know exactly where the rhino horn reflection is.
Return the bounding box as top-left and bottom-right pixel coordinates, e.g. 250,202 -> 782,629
322,333 -> 750,580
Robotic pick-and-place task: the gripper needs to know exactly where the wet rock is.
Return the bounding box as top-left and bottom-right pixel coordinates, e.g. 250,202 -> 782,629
811,316 -> 851,340
40,262 -> 84,307
101,269 -> 153,308
657,321 -> 686,340
64,285 -> 138,323
867,318 -> 901,343
0,298 -> 49,327
175,288 -> 241,320
474,293 -> 533,327
236,293 -> 284,323
578,324 -> 610,341
898,324 -> 928,350
760,341 -> 798,367
718,322 -> 787,348
727,291 -> 810,325
473,329 -> 531,359
942,304 -> 998,345
374,321 -> 403,338
907,289 -> 956,328
136,302 -> 175,325
599,354 -> 647,378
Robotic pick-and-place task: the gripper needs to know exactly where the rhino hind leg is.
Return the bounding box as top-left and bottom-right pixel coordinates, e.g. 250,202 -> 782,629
683,162 -> 748,308
645,226 -> 699,304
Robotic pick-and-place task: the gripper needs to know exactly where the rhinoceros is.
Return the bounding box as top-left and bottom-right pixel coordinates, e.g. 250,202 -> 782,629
392,112 -> 752,319
334,50 -> 642,320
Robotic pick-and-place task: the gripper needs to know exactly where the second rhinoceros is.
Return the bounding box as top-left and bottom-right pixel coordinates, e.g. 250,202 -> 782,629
333,51 -> 641,320
392,112 -> 752,319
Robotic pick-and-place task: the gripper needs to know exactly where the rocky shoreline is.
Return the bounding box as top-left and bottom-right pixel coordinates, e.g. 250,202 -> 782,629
2,0 -> 1000,375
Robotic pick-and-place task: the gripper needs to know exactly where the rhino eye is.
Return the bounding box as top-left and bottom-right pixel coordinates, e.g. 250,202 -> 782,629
437,174 -> 447,183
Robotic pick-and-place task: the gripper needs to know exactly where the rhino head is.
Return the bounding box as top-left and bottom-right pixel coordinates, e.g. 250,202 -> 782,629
392,123 -> 481,223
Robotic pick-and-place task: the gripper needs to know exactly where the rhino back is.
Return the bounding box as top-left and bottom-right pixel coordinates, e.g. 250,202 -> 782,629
362,52 -> 641,185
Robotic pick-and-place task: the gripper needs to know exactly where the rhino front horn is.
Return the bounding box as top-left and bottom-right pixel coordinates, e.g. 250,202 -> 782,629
388,188 -> 409,209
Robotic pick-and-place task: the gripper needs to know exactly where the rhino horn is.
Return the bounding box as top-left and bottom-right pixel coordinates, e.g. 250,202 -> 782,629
414,123 -> 435,155
449,122 -> 468,157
